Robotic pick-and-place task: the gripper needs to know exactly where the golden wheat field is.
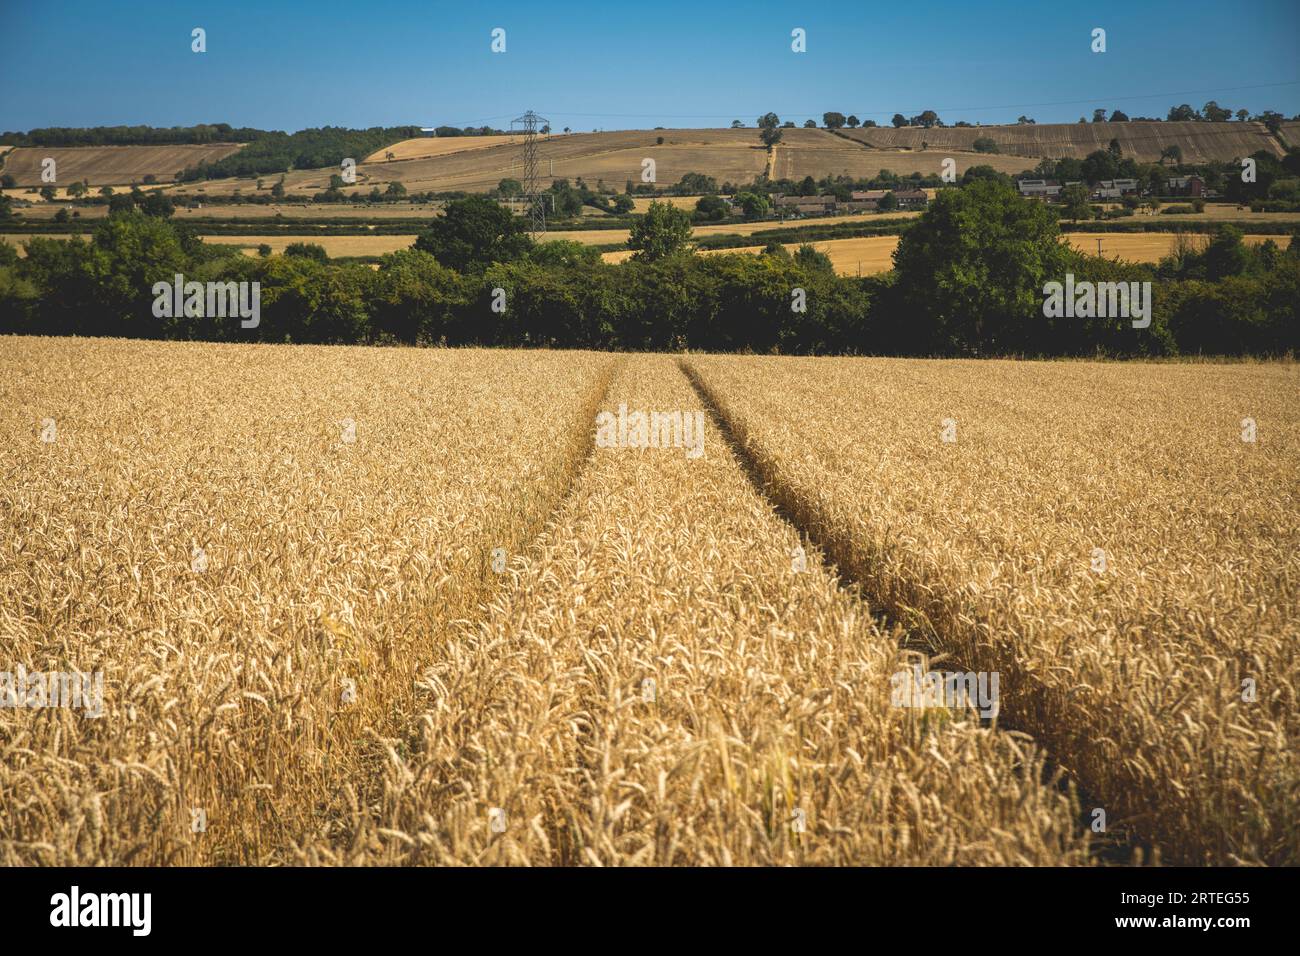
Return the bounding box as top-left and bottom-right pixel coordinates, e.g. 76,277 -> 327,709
1,338 -> 1296,866
684,355 -> 1300,866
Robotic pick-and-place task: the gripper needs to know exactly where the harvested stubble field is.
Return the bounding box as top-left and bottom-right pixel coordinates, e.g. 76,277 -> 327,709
684,356 -> 1299,865
601,232 -> 1295,274
1,339 -> 1295,866
839,120 -> 1285,163
0,144 -> 246,187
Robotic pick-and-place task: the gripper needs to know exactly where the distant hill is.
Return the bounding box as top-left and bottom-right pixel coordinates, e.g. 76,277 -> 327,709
838,120 -> 1285,163
9,120 -> 1287,197
2,144 -> 246,186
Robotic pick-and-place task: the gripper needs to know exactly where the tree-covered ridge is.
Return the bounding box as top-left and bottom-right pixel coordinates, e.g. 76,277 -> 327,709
0,124 -> 270,147
176,126 -> 422,180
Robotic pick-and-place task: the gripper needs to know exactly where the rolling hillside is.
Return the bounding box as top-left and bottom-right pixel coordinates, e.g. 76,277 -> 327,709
838,120 -> 1284,163
1,144 -> 246,186
7,121 -> 1290,200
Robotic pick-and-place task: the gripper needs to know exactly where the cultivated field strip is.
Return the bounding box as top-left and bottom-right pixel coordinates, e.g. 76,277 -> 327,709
350,356 -> 1091,865
0,338 -> 613,864
684,356 -> 1300,865
839,120 -> 1284,163
1,144 -> 245,186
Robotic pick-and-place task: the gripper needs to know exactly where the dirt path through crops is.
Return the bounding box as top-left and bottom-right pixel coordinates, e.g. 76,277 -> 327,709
347,355 -> 1091,864
678,356 -> 1125,860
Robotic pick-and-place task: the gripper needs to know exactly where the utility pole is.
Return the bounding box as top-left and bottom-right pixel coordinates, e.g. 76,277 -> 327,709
511,110 -> 550,234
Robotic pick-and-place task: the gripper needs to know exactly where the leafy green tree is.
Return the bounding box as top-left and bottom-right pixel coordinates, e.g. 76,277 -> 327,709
891,114 -> 907,128
694,194 -> 729,221
67,180 -> 88,198
138,190 -> 175,218
285,242 -> 329,262
1202,101 -> 1232,123
1204,225 -> 1250,280
627,200 -> 692,261
822,112 -> 846,129
846,116 -> 860,128
892,178 -> 1076,353
257,244 -> 273,257
1258,111 -> 1284,135
89,211 -> 189,336
734,191 -> 768,219
803,119 -> 817,128
385,181 -> 407,198
612,194 -> 635,214
878,191 -> 898,211
1109,110 -> 1129,122
1060,183 -> 1092,220
271,178 -> 285,199
40,185 -> 56,200
794,244 -> 833,272
973,137 -> 998,153
370,248 -> 466,343
1082,149 -> 1119,184
961,166 -> 1011,187
757,112 -> 783,148
497,178 -> 523,197
413,195 -> 533,272
676,172 -> 719,195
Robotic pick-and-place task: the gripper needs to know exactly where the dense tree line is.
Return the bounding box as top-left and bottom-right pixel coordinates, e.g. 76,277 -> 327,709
176,127 -> 421,181
1,187 -> 1294,356
0,124 -> 270,147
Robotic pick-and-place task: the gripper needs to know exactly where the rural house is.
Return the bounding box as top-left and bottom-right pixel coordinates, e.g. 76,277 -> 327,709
1091,178 -> 1140,200
1166,175 -> 1206,197
1017,179 -> 1063,199
773,194 -> 836,217
892,188 -> 929,209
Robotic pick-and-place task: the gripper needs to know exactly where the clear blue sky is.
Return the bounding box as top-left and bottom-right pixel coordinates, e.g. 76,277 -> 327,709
2,0 -> 1298,133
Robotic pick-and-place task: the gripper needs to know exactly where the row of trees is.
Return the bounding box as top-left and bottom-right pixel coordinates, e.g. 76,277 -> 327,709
744,104 -> 1297,134
176,127 -> 420,181
0,124 -> 270,147
2,184 -> 1295,355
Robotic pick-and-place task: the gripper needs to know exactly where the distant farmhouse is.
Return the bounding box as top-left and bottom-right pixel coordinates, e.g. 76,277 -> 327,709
1017,179 -> 1063,199
1166,175 -> 1207,197
1092,178 -> 1140,200
1018,172 -> 1213,203
771,188 -> 928,218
